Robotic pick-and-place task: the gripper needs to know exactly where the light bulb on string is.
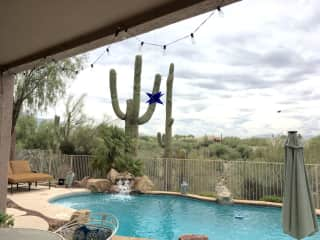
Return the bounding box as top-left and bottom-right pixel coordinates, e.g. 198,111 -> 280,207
163,45 -> 167,56
139,41 -> 144,52
217,6 -> 224,17
121,29 -> 128,40
114,27 -> 120,38
190,33 -> 195,44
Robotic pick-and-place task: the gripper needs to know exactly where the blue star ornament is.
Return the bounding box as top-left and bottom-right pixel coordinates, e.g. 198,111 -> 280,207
146,91 -> 164,105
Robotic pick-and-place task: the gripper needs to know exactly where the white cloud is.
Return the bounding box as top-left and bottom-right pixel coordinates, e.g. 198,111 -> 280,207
44,0 -> 320,138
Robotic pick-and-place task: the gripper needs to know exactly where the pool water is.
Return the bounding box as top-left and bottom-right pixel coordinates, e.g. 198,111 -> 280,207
51,193 -> 320,240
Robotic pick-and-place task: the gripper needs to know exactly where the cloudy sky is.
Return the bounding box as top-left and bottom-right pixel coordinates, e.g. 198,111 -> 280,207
47,0 -> 320,138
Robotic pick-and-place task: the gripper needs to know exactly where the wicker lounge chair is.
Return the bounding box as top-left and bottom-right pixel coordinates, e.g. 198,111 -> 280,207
54,213 -> 119,240
8,160 -> 53,193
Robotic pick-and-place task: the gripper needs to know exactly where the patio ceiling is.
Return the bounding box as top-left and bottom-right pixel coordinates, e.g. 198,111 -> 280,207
0,0 -> 240,73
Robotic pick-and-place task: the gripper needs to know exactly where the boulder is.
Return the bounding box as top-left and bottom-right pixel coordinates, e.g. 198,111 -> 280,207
215,178 -> 233,204
109,185 -> 120,193
106,168 -> 119,184
86,179 -> 112,192
73,176 -> 90,188
70,209 -> 90,224
116,171 -> 135,181
133,175 -> 154,193
179,234 -> 208,240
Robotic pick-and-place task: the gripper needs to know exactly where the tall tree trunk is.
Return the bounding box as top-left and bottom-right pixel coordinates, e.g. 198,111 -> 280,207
10,98 -> 22,161
10,129 -> 16,160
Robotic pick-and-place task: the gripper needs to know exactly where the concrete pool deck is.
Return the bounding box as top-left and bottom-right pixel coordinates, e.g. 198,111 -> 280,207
7,187 -> 148,240
6,187 -> 320,239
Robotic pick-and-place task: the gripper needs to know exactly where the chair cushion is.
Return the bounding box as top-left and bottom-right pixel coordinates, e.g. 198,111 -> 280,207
10,160 -> 31,174
8,173 -> 53,183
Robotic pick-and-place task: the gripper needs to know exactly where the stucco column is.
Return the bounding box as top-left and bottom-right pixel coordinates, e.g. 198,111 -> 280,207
0,72 -> 14,213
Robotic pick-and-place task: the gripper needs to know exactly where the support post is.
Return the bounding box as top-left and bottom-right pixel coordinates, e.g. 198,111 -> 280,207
0,72 -> 14,213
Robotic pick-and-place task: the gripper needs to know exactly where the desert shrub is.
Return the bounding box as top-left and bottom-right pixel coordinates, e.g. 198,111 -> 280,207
260,195 -> 282,203
208,144 -> 241,160
242,137 -> 269,147
59,140 -> 75,154
223,137 -> 241,148
115,156 -> 143,176
91,124 -> 142,175
236,144 -> 252,160
0,213 -> 14,228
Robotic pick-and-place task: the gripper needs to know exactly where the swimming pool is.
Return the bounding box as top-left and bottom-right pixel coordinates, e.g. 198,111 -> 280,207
51,193 -> 320,240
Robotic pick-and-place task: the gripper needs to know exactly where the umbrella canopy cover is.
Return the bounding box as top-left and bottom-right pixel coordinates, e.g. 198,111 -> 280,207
282,131 -> 319,239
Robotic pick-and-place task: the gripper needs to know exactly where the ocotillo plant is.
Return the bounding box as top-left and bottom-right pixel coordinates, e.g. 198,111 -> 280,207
157,63 -> 174,158
109,55 -> 161,154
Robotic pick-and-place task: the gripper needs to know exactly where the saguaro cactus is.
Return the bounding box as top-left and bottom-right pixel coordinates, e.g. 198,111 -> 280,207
109,55 -> 161,154
157,63 -> 174,158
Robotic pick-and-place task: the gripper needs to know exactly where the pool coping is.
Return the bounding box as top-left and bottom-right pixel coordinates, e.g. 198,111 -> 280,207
49,189 -> 320,216
145,191 -> 320,216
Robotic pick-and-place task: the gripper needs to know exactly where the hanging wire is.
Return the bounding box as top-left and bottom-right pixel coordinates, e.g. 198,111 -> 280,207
92,50 -> 106,64
35,6 -> 222,75
166,34 -> 190,46
193,11 -> 215,33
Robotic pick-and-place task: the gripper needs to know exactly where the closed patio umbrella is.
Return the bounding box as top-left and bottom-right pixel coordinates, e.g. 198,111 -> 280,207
282,131 -> 318,239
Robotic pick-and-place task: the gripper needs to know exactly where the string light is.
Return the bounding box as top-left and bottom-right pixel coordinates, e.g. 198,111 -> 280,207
217,6 -> 224,17
162,45 -> 167,56
121,29 -> 128,40
139,41 -> 144,51
190,33 -> 195,44
114,27 -> 121,38
30,7 -> 223,75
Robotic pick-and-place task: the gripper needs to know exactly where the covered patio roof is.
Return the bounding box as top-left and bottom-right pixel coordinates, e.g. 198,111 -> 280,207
0,0 -> 240,213
0,0 -> 240,73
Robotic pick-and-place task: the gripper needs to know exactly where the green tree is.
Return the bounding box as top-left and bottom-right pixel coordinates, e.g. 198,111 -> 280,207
11,56 -> 86,158
71,124 -> 97,155
16,115 -> 56,150
53,94 -> 87,154
15,114 -> 37,150
60,94 -> 87,141
34,120 -> 57,149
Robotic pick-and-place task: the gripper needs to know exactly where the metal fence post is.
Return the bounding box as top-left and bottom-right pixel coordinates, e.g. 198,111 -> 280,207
70,155 -> 73,170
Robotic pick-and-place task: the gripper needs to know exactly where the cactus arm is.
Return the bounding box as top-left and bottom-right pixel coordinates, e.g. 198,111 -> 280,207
169,118 -> 174,127
166,64 -> 174,125
138,73 -> 161,124
157,132 -> 165,148
132,55 -> 142,119
109,69 -> 126,120
163,63 -> 174,158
